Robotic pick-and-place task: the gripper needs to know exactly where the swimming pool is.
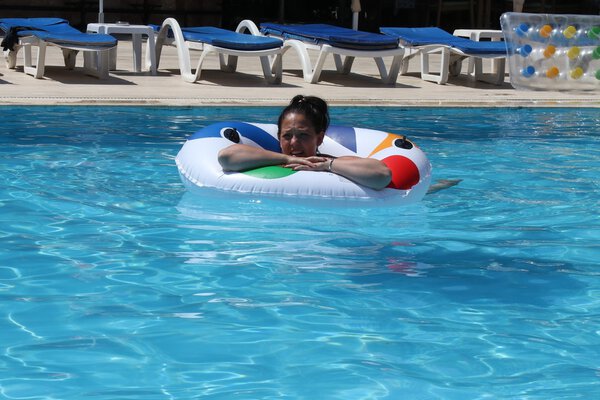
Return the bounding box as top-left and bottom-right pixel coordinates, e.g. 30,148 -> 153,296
1,106 -> 599,399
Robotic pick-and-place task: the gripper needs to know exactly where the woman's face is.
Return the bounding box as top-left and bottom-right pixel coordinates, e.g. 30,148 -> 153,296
279,112 -> 324,157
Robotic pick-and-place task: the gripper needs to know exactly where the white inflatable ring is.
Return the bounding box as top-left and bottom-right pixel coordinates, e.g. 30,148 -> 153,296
176,121 -> 432,205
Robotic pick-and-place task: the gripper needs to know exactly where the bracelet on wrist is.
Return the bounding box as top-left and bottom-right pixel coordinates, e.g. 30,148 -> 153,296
328,158 -> 335,172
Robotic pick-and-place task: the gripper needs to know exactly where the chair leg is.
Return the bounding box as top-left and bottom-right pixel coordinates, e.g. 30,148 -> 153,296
474,57 -> 505,85
399,49 -> 419,76
83,48 -> 111,79
313,49 -> 402,84
95,49 -> 110,79
193,49 -> 213,82
400,58 -> 410,75
448,58 -> 463,76
260,54 -> 282,84
269,50 -> 284,76
144,35 -> 156,74
154,32 -> 165,70
333,54 -> 354,75
62,49 -> 78,69
421,46 -> 449,84
156,17 -> 197,82
4,49 -> 18,69
310,49 -> 330,83
381,53 -> 404,84
283,39 -> 318,83
23,41 -> 46,79
219,53 -> 238,72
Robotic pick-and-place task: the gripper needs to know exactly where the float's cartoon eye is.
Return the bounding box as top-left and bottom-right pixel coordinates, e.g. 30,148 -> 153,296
221,128 -> 240,143
394,136 -> 413,150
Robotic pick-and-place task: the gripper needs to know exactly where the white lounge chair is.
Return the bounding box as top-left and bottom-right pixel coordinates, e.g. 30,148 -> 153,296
380,27 -> 507,85
153,18 -> 284,84
0,17 -> 116,79
256,22 -> 404,84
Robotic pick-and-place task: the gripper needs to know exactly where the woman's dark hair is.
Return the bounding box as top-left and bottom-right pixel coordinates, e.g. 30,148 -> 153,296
277,95 -> 330,136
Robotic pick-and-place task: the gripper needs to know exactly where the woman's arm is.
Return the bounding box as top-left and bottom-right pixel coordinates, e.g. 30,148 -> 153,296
218,144 -> 317,172
329,156 -> 392,190
219,145 -> 391,190
291,156 -> 392,190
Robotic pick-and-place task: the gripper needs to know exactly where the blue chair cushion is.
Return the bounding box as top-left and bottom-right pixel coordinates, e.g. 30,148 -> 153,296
0,17 -> 68,31
182,27 -> 282,51
261,23 -> 399,51
380,27 -> 507,55
0,17 -> 116,48
149,25 -> 282,51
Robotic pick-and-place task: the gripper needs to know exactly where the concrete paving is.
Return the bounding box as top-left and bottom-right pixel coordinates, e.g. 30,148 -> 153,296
1,39 -> 599,107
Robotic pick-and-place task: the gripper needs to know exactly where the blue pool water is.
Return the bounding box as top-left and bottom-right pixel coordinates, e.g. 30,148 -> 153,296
1,106 -> 599,399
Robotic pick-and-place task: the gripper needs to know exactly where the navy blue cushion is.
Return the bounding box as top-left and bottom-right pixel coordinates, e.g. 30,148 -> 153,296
0,17 -> 116,48
261,23 -> 398,51
380,27 -> 507,55
181,27 -> 282,51
150,25 -> 282,51
0,17 -> 67,31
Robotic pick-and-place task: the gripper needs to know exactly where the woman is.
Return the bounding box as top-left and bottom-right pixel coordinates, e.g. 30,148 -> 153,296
218,95 -> 393,190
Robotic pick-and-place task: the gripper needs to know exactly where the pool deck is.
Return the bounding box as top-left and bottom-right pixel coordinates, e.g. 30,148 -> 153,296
1,39 -> 599,107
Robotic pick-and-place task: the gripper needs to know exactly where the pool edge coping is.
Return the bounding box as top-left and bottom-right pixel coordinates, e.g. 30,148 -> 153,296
1,97 -> 599,107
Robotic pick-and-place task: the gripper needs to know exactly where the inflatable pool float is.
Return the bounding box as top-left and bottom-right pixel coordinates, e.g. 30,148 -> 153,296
501,12 -> 600,90
176,121 -> 432,205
